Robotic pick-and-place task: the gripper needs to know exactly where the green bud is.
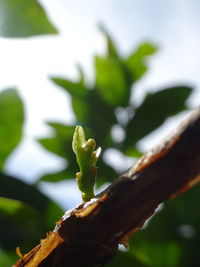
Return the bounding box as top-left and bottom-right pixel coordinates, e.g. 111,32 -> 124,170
72,126 -> 101,202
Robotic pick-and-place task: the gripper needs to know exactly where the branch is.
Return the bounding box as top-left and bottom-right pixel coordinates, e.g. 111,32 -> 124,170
15,107 -> 200,267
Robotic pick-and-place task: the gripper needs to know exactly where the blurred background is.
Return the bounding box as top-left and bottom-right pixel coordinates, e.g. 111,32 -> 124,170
0,0 -> 200,266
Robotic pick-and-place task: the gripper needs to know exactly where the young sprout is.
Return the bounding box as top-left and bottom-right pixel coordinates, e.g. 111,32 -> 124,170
72,126 -> 101,202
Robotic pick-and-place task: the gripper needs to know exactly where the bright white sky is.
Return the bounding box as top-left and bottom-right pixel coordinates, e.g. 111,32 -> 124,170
0,0 -> 200,208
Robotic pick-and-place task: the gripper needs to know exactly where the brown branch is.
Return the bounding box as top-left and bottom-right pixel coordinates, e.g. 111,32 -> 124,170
15,107 -> 200,267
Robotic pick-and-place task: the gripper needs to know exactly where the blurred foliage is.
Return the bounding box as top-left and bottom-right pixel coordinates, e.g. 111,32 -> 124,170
0,89 -> 24,170
38,27 -> 192,187
126,184 -> 200,267
0,3 -> 199,267
0,0 -> 58,37
0,90 -> 63,264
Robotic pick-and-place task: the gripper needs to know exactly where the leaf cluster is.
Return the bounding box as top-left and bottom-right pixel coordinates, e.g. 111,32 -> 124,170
38,26 -> 192,189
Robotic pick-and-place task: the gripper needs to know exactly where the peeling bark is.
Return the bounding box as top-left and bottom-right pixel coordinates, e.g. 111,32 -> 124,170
15,107 -> 200,267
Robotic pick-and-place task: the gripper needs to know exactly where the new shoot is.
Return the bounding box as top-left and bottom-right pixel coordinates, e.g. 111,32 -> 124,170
72,126 -> 101,202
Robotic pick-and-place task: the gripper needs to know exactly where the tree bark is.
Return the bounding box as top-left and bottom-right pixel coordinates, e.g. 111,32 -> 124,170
15,107 -> 200,267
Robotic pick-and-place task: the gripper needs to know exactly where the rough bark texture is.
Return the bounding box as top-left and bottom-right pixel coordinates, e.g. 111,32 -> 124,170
15,107 -> 200,267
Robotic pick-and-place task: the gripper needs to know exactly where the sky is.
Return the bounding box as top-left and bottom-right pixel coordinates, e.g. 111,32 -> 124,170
0,0 -> 200,208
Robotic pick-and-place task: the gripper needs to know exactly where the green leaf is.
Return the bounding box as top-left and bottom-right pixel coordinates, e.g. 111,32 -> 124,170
0,172 -> 62,215
0,0 -> 58,37
0,197 -> 28,216
51,77 -> 89,122
51,78 -> 87,97
0,89 -> 24,170
124,86 -> 192,149
0,173 -> 63,250
38,137 -> 66,158
38,122 -> 78,183
88,90 -> 117,145
48,122 -> 75,139
126,42 -> 157,82
73,97 -> 90,123
130,241 -> 181,267
129,184 -> 200,267
0,250 -> 18,266
38,168 -> 71,183
99,24 -> 119,59
0,196 -> 42,250
45,200 -> 64,229
124,146 -> 143,158
95,56 -> 129,107
51,77 -> 118,144
38,123 -> 75,159
95,158 -> 118,187
76,64 -> 86,86
107,251 -> 144,267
